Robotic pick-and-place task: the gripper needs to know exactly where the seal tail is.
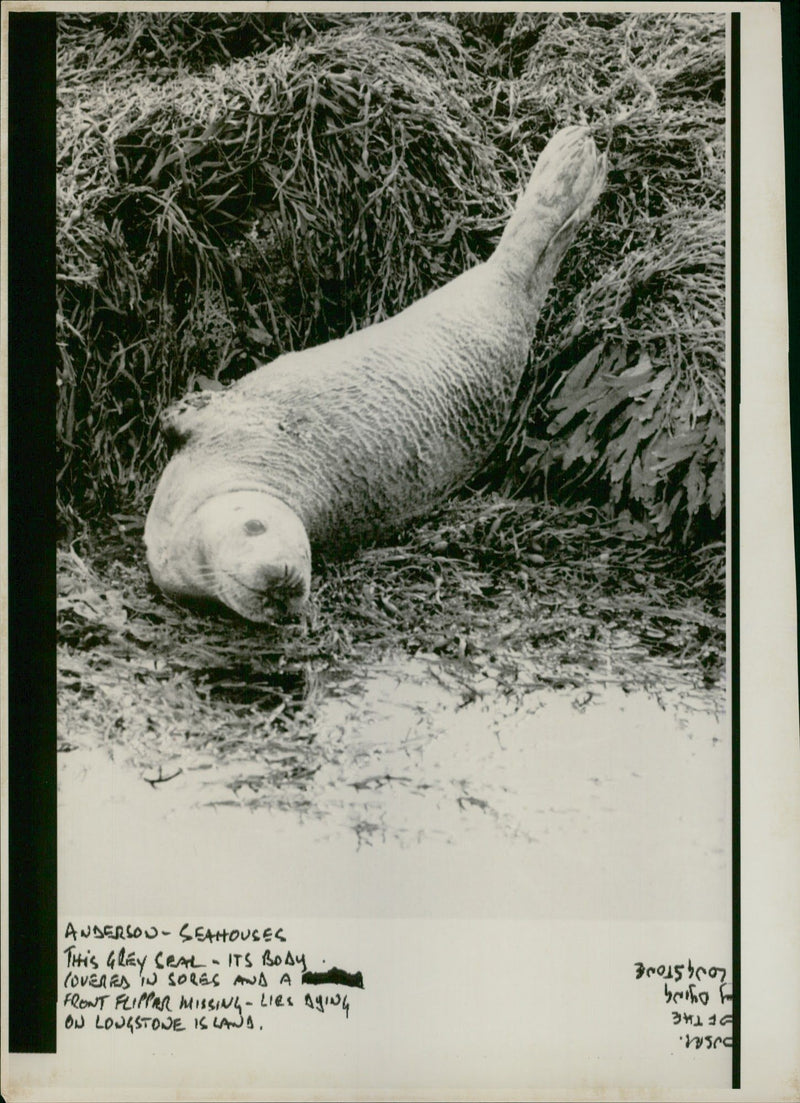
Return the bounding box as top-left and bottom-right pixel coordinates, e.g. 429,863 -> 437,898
490,126 -> 607,309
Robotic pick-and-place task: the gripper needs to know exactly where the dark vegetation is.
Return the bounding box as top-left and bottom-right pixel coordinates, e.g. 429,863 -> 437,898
57,10 -> 725,548
57,12 -> 727,797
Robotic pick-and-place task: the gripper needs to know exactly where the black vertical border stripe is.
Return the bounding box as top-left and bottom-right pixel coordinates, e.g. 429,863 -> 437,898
783,0 -> 800,755
8,12 -> 58,1053
729,9 -> 741,1092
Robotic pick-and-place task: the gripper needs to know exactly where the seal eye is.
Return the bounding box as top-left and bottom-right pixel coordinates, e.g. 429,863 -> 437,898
243,519 -> 267,536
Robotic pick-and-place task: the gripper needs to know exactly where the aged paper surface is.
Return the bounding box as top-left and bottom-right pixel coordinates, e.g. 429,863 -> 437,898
2,2 -> 798,1100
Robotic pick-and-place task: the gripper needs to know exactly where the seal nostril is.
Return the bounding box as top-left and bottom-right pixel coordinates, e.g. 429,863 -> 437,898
243,519 -> 267,536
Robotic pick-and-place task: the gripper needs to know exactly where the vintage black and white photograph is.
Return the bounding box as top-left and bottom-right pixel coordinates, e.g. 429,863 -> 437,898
56,7 -> 728,862
4,2 -> 798,1099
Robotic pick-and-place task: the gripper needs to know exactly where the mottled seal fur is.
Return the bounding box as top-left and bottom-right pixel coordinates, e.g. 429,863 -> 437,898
145,126 -> 606,621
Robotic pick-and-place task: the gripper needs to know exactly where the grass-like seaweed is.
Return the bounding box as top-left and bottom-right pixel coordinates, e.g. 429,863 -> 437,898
57,10 -> 725,560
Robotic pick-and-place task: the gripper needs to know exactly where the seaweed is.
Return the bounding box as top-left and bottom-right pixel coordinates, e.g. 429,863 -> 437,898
57,10 -> 725,558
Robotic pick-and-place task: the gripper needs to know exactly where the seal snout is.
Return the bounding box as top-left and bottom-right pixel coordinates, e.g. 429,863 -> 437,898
244,559 -> 310,618
199,491 -> 312,621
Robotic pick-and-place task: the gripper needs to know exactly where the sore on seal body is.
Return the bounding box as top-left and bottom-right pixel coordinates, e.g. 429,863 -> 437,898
144,126 -> 606,622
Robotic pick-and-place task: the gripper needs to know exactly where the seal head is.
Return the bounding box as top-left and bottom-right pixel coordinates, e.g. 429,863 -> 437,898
145,459 -> 311,622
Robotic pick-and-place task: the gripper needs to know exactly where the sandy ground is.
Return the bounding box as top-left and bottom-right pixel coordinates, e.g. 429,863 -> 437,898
59,651 -> 729,922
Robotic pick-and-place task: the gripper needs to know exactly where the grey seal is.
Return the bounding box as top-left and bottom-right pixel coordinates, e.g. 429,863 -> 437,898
144,126 -> 606,621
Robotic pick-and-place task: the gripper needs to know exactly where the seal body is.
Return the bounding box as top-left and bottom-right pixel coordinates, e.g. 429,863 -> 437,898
145,126 -> 606,621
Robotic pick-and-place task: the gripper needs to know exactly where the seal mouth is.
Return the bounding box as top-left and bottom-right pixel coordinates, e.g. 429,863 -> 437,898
215,558 -> 310,622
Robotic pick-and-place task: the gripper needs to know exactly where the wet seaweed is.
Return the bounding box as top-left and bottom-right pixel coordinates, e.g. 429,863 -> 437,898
58,493 -> 724,777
